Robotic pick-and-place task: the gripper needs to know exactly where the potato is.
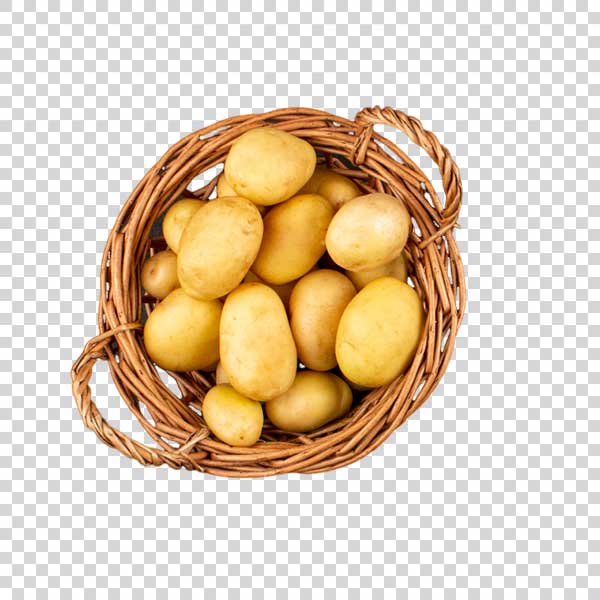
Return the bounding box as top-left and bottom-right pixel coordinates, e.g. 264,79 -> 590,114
299,166 -> 361,210
289,270 -> 356,371
217,173 -> 267,214
143,288 -> 222,372
326,193 -> 411,272
224,127 -> 316,206
220,283 -> 297,401
265,371 -> 347,433
243,271 -> 296,311
252,194 -> 334,284
344,251 -> 408,290
162,199 -> 206,254
215,361 -> 229,384
330,374 -> 353,420
202,384 -> 263,447
336,277 -> 425,388
216,173 -> 236,197
141,250 -> 180,299
177,196 -> 263,300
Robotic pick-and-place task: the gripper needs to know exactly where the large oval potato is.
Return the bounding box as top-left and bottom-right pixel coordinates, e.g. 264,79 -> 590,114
326,193 -> 411,272
344,251 -> 408,291
252,193 -> 334,284
141,249 -> 180,299
220,283 -> 297,401
289,270 -> 356,371
162,198 -> 206,254
224,127 -> 316,206
177,197 -> 263,300
299,166 -> 361,210
336,277 -> 425,388
266,371 -> 349,433
330,375 -> 353,420
143,288 -> 222,372
203,384 -> 263,447
215,361 -> 229,384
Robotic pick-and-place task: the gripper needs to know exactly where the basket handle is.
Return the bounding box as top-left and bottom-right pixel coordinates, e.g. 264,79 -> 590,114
71,323 -> 199,469
354,106 -> 463,245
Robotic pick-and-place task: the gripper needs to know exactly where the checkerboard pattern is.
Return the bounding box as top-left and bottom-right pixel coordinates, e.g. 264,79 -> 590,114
2,2 -> 598,597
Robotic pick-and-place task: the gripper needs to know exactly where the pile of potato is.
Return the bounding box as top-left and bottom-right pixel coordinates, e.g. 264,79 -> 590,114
142,127 -> 425,447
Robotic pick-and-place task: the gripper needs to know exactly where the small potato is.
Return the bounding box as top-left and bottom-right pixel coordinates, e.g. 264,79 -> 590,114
266,371 -> 346,433
225,127 -> 316,206
215,361 -> 229,384
203,384 -> 263,447
220,283 -> 297,401
289,270 -> 356,371
178,197 -> 263,300
300,166 -> 361,210
252,194 -> 334,284
344,251 -> 408,290
162,199 -> 206,254
326,193 -> 411,272
143,288 -> 222,372
141,249 -> 180,299
243,271 -> 296,311
336,277 -> 425,388
217,173 -> 267,214
216,173 -> 237,197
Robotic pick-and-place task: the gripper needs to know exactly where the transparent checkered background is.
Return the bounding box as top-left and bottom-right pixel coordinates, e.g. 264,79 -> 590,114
2,2 -> 598,598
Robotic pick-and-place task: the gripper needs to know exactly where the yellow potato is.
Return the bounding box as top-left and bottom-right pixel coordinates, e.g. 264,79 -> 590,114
215,361 -> 229,384
141,249 -> 180,299
217,173 -> 267,214
162,199 -> 206,254
289,270 -> 356,371
336,277 -> 425,388
220,283 -> 297,401
326,193 -> 411,272
203,384 -> 263,447
216,173 -> 236,197
243,271 -> 296,311
177,196 -> 263,300
252,193 -> 334,284
330,374 -> 353,420
266,371 -> 346,433
224,127 -> 316,206
344,251 -> 408,290
299,166 -> 361,210
143,288 -> 221,372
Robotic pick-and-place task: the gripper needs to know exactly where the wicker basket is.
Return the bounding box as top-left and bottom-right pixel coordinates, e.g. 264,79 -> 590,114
71,106 -> 465,477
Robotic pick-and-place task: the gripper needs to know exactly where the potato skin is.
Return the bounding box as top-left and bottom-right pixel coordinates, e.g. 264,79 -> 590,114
215,361 -> 229,384
344,251 -> 408,290
143,288 -> 222,372
336,277 -> 425,388
216,173 -> 237,197
225,127 -> 316,206
266,371 -> 351,433
330,374 -> 353,420
299,166 -> 360,210
217,173 -> 267,214
141,250 -> 180,299
203,384 -> 263,447
177,197 -> 263,300
252,193 -> 334,285
243,271 -> 296,311
289,270 -> 356,371
220,283 -> 297,401
326,193 -> 411,272
162,199 -> 206,254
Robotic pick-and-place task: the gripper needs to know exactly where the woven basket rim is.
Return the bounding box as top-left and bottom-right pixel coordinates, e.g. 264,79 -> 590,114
71,106 -> 466,477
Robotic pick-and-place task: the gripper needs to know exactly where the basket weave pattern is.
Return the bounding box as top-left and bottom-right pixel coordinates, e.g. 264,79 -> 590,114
71,107 -> 465,477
